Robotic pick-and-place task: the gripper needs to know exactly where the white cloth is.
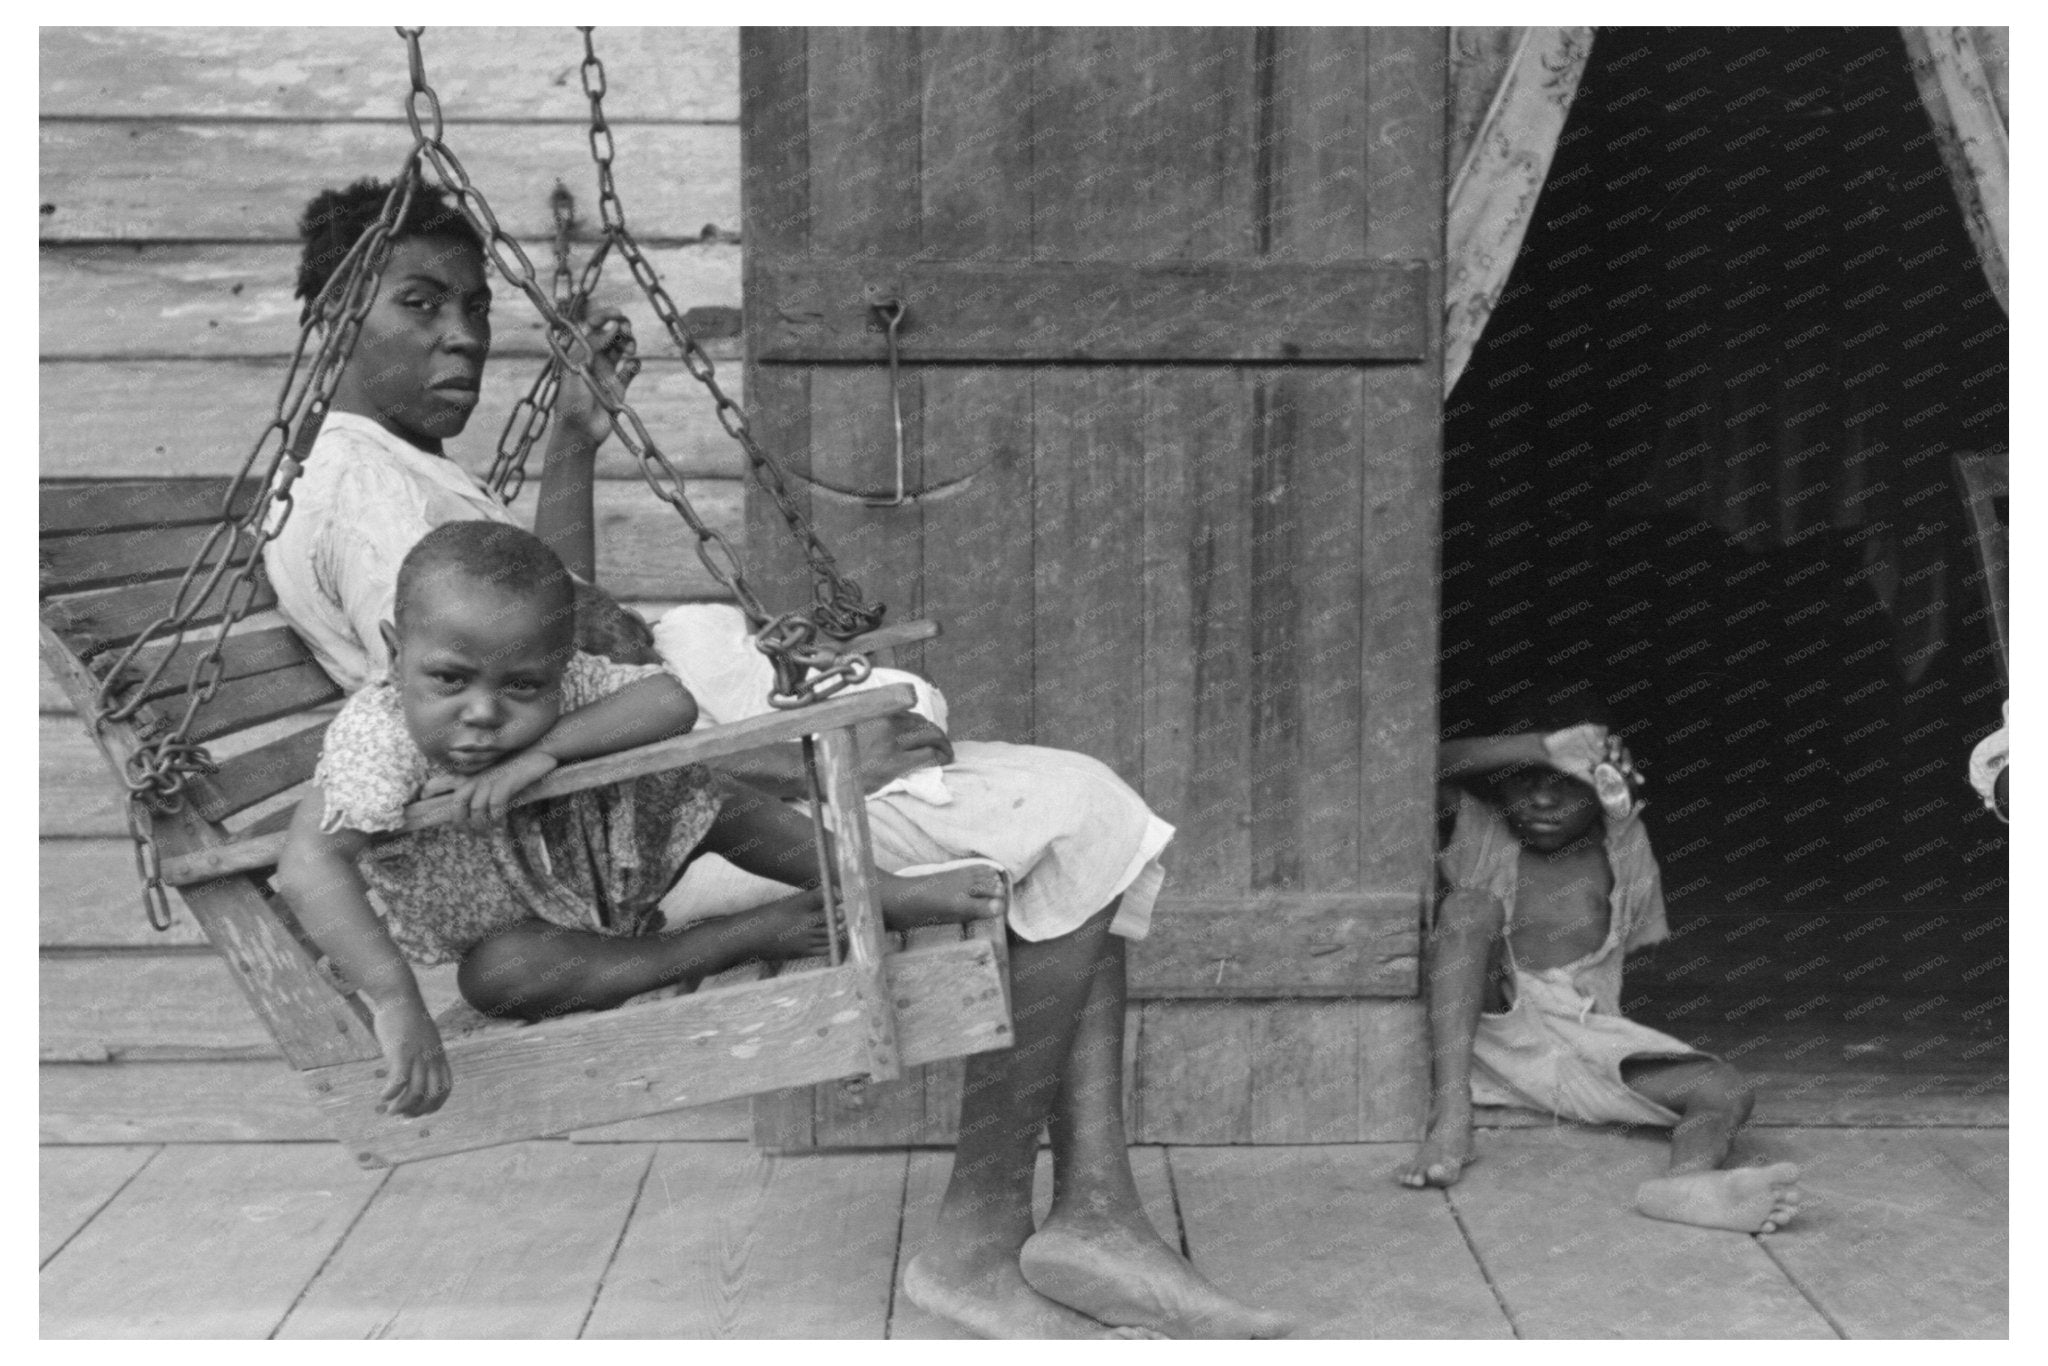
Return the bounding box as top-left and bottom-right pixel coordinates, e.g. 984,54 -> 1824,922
263,412 -> 517,693
1968,700 -> 2009,822
653,604 -> 1174,941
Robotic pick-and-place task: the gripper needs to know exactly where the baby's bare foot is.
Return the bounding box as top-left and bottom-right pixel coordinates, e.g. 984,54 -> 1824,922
879,863 -> 1007,931
1396,1110 -> 1475,1189
1634,1162 -> 1802,1233
903,1249 -> 1162,1339
1021,1216 -> 1294,1339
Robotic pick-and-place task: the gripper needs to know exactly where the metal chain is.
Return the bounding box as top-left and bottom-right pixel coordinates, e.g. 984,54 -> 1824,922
397,27 -> 871,706
572,27 -> 883,641
89,171 -> 421,927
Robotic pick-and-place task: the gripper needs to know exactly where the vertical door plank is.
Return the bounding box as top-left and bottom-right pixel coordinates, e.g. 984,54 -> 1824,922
807,27 -> 923,256
919,26 -> 1034,261
1172,1145 -> 1511,1338
40,1144 -> 384,1339
1265,28 -> 1370,260
739,27 -> 810,258
737,362 -> 817,626
1131,1001 -> 1253,1144
1031,368 -> 1146,773
277,1143 -> 653,1339
1748,1128 -> 2007,1338
1361,28 -> 1448,262
1248,1001 -> 1363,1143
919,369 -> 1035,740
1141,369 -> 1253,890
39,1145 -> 157,1265
586,1144 -> 909,1339
1446,1128 -> 1835,1338
805,366 -> 926,619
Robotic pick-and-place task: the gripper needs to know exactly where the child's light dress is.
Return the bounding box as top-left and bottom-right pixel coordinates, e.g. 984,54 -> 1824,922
1441,789 -> 1711,1126
315,652 -> 721,966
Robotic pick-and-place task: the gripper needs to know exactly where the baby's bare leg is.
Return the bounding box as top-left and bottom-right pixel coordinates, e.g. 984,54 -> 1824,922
1625,1058 -> 1801,1233
1018,931 -> 1293,1338
1396,888 -> 1502,1189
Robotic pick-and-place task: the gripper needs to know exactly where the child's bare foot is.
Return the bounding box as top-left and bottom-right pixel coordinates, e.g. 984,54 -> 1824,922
1634,1162 -> 1802,1233
720,899 -> 832,964
878,862 -> 1007,931
1020,1215 -> 1294,1339
1396,1108 -> 1476,1188
903,1247 -> 1163,1339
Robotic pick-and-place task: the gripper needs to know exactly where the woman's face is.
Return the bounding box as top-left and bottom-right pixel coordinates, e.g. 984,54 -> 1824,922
331,235 -> 493,453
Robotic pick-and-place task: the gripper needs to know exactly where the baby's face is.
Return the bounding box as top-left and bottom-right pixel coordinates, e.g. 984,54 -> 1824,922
1494,767 -> 1602,853
388,575 -> 568,775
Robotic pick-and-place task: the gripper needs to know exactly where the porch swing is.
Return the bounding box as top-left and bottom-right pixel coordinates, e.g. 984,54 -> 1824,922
38,27 -> 1011,1169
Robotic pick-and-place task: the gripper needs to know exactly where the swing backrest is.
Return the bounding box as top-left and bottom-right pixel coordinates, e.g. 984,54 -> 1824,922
41,478 -> 341,831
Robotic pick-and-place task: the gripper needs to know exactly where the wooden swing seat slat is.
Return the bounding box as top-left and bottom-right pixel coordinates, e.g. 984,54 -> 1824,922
40,476 -> 1008,1167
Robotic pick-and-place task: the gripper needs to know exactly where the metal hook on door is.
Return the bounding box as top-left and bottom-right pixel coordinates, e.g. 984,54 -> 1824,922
864,291 -> 909,507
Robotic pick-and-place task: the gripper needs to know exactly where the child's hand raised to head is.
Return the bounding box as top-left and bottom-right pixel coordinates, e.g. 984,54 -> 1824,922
1540,723 -> 1611,782
422,749 -> 561,827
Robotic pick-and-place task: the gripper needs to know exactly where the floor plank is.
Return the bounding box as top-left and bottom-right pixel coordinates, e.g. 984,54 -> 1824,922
39,1144 -> 384,1338
1746,1128 -> 2008,1338
1171,1145 -> 1511,1339
886,1146 -> 1183,1338
1446,1127 -> 1835,1338
1926,1128 -> 2009,1200
277,1142 -> 653,1339
38,1145 -> 157,1265
583,1143 -> 907,1339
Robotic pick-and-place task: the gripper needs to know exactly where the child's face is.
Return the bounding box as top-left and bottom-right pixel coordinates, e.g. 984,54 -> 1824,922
333,235 -> 492,452
1493,767 -> 1602,853
382,573 -> 568,775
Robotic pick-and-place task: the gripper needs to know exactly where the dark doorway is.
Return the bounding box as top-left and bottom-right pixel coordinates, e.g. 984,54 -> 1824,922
1440,27 -> 2006,1094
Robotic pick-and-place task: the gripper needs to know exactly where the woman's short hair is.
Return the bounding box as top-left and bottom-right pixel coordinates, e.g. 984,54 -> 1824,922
294,175 -> 486,321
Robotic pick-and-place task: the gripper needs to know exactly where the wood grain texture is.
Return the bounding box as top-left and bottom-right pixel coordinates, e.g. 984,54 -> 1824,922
1126,892 -> 1419,998
40,121 -> 737,241
276,1143 -> 653,1339
38,1145 -> 158,1265
38,1143 -> 385,1339
41,1060 -> 346,1143
584,1144 -> 908,1338
1445,1127 -> 1834,1338
40,358 -> 747,481
1171,1145 -> 1511,1338
40,242 -> 738,359
1741,1127 -> 2008,1338
755,261 -> 1433,362
564,1098 -> 755,1143
41,839 -> 209,947
39,26 -> 738,120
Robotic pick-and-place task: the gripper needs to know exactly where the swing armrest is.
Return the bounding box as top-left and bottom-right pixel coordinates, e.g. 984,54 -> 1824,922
158,684 -> 918,887
840,618 -> 940,657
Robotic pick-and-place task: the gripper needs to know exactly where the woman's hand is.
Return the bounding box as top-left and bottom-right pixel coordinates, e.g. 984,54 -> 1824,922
369,994 -> 451,1118
422,749 -> 561,827
856,713 -> 955,793
553,307 -> 641,446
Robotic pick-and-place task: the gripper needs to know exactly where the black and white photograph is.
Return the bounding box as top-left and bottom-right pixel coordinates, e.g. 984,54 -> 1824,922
36,20 -> 2012,1339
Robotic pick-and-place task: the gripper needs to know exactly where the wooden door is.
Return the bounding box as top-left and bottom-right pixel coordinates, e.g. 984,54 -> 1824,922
741,27 -> 1444,1145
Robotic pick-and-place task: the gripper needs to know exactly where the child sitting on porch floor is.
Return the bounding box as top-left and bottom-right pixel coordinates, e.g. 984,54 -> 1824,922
276,521 -> 1003,1120
1396,700 -> 1802,1234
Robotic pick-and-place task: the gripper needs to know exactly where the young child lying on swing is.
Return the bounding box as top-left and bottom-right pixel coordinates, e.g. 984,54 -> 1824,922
1396,701 -> 1802,1234
276,521 -> 1004,1119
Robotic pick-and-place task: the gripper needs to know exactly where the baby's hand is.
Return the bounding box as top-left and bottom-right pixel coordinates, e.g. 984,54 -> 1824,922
369,995 -> 451,1118
1539,723 -> 1609,782
424,750 -> 561,827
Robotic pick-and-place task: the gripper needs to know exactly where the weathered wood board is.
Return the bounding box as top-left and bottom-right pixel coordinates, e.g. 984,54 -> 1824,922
38,1144 -> 386,1339
40,26 -> 739,121
38,1145 -> 158,1265
583,1145 -> 909,1338
41,121 -> 738,241
275,1143 -> 654,1339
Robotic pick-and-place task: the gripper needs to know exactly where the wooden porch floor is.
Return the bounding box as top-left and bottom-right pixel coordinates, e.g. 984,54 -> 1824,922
42,1124 -> 2006,1338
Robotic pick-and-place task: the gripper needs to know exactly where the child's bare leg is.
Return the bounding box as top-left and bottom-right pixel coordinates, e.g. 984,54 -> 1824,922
456,897 -> 829,1022
1625,1058 -> 1802,1233
904,904 -> 1156,1339
701,778 -> 1003,928
1396,888 -> 1502,1189
1018,931 -> 1294,1338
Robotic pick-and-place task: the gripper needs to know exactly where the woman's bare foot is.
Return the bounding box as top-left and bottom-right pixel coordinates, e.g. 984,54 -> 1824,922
1020,1215 -> 1294,1339
1396,1107 -> 1476,1188
903,1246 -> 1163,1339
878,863 -> 1007,931
1634,1162 -> 1802,1233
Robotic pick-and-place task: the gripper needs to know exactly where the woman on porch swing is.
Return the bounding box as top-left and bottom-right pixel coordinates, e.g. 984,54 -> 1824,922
262,176 -> 1289,1341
